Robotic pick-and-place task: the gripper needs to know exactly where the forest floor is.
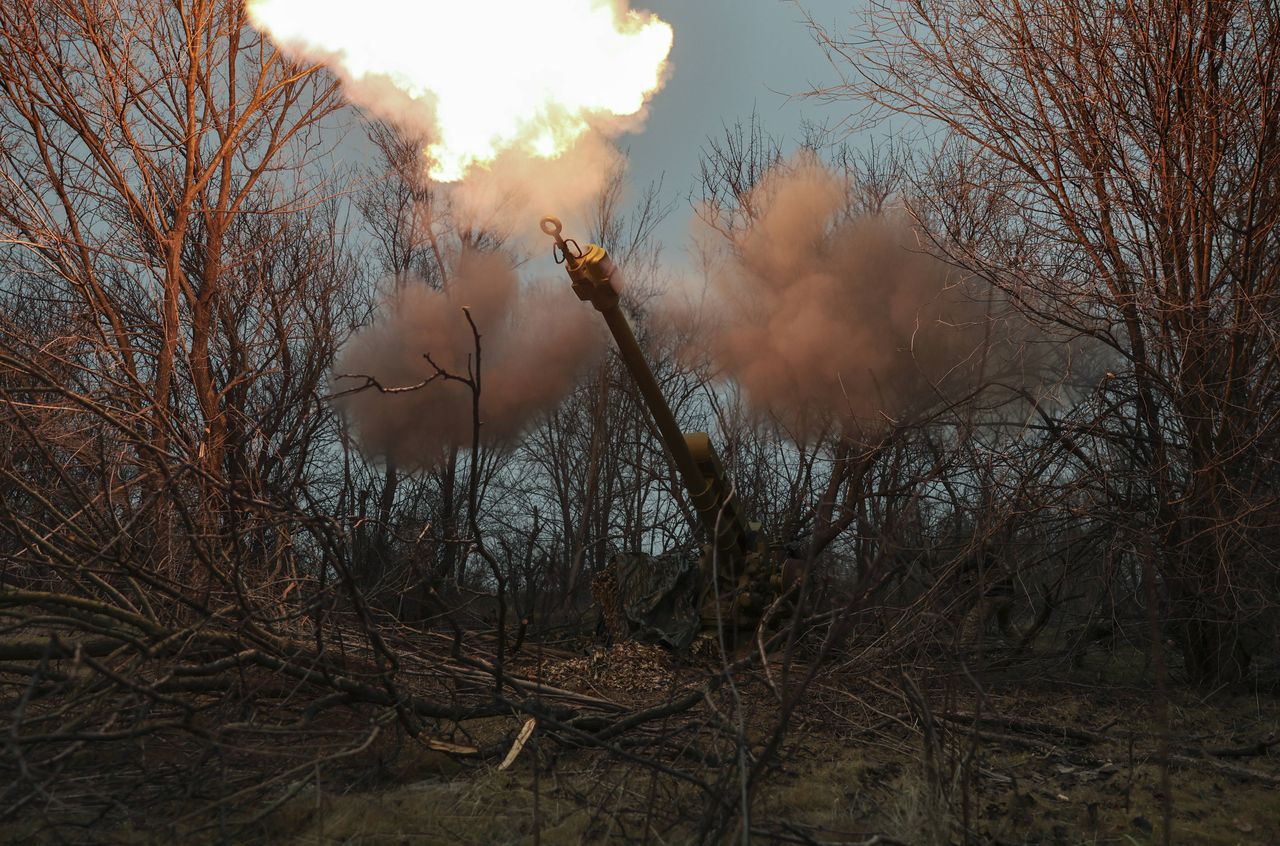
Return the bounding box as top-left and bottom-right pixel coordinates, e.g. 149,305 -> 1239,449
3,638 -> 1277,845
249,641 -> 1280,846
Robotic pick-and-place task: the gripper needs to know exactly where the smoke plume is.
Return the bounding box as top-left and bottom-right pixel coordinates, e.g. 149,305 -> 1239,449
684,158 -> 1030,439
334,250 -> 603,468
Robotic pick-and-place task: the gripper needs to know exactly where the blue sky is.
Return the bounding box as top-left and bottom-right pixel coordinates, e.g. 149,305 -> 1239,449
619,0 -> 857,254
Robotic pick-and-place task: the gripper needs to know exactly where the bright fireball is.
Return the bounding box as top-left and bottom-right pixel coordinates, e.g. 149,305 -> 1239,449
246,0 -> 673,181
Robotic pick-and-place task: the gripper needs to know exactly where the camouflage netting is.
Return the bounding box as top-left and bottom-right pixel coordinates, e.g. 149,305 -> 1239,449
612,550 -> 702,649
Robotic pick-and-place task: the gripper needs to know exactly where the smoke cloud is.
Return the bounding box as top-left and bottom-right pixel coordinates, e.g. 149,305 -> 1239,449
446,132 -> 629,236
247,0 -> 671,226
683,158 -> 1030,439
334,250 -> 604,468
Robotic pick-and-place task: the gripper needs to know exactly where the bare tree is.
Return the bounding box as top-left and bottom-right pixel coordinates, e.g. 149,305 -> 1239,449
806,0 -> 1280,682
0,0 -> 350,586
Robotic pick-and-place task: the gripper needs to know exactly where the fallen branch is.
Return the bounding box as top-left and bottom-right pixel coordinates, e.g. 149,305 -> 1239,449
1201,737 -> 1280,760
1167,752 -> 1280,787
939,711 -> 1101,744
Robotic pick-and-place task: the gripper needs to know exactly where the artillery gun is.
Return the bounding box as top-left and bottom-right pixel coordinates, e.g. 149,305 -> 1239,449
541,217 -> 791,648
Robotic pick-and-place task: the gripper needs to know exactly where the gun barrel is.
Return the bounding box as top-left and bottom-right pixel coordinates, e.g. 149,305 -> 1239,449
541,217 -> 756,565
542,216 -> 792,630
540,218 -> 707,500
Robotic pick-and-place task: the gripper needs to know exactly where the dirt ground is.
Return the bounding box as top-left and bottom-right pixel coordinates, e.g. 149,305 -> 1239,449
245,643 -> 1280,845
3,640 -> 1277,845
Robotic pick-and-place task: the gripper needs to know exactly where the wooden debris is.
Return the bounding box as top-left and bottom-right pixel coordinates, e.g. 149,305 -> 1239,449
498,718 -> 537,771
